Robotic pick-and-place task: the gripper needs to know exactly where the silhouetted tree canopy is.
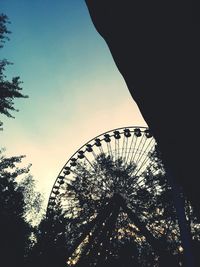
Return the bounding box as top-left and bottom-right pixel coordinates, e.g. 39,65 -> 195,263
0,13 -> 44,267
62,153 -> 179,266
40,150 -> 200,267
0,149 -> 43,267
27,207 -> 69,267
0,13 -> 27,129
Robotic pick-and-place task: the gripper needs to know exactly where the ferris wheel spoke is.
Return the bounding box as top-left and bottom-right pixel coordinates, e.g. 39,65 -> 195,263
106,142 -> 112,159
91,150 -> 98,160
114,138 -> 117,162
47,126 -> 186,265
128,134 -> 138,164
134,134 -> 147,165
131,146 -> 155,177
69,167 -> 82,177
121,133 -> 126,160
131,155 -> 150,176
124,132 -> 135,165
135,137 -> 154,167
123,136 -> 129,165
127,172 -> 165,198
98,143 -> 104,155
83,155 -> 96,171
116,138 -> 120,165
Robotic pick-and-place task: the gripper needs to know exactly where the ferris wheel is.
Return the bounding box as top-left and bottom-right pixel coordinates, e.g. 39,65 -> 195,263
46,126 -> 197,266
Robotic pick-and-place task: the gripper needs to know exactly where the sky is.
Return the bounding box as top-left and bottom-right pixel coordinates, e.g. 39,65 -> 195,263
1,0 -> 147,204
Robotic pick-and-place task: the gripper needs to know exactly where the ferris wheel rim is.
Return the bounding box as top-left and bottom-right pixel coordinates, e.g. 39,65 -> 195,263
46,125 -> 153,214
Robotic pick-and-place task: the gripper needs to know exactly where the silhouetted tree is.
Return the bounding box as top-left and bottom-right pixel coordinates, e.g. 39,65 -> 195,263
0,13 -> 27,129
0,149 -> 43,267
0,13 -> 44,267
27,205 -> 69,267
30,150 -> 200,267
56,151 -> 199,266
0,14 -> 10,47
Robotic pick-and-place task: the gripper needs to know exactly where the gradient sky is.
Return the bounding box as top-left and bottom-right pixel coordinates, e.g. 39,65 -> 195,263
1,0 -> 147,204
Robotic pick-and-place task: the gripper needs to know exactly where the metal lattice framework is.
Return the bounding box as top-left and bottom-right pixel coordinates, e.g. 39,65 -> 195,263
48,126 -> 155,209
46,126 -> 199,266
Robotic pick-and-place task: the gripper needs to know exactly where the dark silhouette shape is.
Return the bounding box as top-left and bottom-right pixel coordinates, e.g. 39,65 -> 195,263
84,1 -> 199,220
45,146 -> 200,267
28,205 -> 70,267
0,150 -> 43,267
0,14 -> 28,129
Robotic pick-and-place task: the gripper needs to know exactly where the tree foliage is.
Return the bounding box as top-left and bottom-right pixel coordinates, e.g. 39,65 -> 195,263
39,150 -> 200,267
0,14 -> 10,48
0,149 -> 43,267
0,13 -> 27,128
27,207 -> 69,267
60,153 -> 178,266
0,13 -> 43,267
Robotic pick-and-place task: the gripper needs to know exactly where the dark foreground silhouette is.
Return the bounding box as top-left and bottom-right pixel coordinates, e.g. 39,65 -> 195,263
32,152 -> 200,267
85,0 -> 200,218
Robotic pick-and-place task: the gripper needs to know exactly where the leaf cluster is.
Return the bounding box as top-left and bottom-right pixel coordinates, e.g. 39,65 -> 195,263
0,14 -> 28,128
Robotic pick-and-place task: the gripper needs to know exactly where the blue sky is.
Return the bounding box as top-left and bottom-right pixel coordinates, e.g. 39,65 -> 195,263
1,0 -> 146,202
